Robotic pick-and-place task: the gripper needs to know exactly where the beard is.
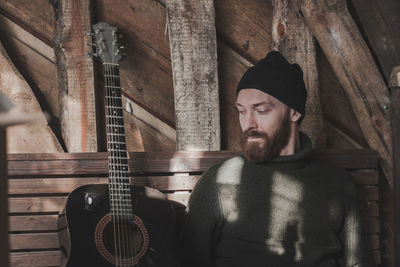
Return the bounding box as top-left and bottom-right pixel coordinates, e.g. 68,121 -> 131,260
240,112 -> 291,163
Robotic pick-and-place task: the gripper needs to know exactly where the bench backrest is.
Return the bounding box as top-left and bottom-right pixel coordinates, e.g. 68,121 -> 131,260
7,150 -> 380,266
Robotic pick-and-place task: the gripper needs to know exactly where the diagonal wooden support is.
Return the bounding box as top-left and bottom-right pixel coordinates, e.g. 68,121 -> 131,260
390,65 -> 400,267
272,0 -> 324,148
54,0 -> 97,152
166,0 -> 220,151
0,41 -> 62,153
300,0 -> 393,185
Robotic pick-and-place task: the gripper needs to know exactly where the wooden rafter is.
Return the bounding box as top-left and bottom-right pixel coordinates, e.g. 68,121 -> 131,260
272,0 -> 324,148
166,0 -> 220,151
0,40 -> 62,153
300,0 -> 393,185
54,0 -> 97,152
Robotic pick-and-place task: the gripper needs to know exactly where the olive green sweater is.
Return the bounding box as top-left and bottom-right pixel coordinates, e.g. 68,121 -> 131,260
181,134 -> 369,267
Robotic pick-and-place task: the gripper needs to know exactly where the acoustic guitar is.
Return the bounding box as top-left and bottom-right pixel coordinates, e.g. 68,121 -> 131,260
58,22 -> 179,267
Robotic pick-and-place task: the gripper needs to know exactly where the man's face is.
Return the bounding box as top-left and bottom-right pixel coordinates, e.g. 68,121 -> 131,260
236,89 -> 291,163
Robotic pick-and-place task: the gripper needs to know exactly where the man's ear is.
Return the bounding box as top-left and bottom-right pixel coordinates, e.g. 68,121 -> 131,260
290,108 -> 301,123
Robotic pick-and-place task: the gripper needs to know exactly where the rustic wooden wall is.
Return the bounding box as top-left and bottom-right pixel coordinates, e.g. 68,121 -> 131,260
1,0 -> 399,265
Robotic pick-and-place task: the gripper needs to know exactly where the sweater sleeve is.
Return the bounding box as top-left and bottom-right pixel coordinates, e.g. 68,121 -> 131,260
180,166 -> 223,267
340,176 -> 372,267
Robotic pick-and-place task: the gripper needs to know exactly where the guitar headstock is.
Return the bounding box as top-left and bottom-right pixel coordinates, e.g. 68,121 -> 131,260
92,22 -> 121,64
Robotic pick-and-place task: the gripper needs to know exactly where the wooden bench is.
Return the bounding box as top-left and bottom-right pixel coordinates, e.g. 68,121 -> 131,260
7,150 -> 381,266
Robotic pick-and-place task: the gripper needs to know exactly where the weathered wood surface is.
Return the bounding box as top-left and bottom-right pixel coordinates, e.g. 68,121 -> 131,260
272,0 -> 324,148
214,0 -> 273,63
351,0 -> 400,83
318,51 -> 368,149
6,150 -> 382,266
54,0 -> 97,152
0,14 -> 59,119
7,149 -> 379,176
0,41 -> 62,153
0,129 -> 8,267
0,0 -> 54,46
122,95 -> 176,152
390,66 -> 400,267
300,0 -> 393,186
10,251 -> 59,267
166,0 -> 220,151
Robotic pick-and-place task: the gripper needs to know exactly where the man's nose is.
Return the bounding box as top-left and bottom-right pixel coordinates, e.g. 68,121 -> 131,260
242,112 -> 257,131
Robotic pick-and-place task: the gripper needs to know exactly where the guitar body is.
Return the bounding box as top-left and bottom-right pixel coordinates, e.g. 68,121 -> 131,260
58,184 -> 179,267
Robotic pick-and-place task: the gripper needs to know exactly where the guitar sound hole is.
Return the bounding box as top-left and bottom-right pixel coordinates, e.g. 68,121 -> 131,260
95,214 -> 149,266
102,219 -> 143,257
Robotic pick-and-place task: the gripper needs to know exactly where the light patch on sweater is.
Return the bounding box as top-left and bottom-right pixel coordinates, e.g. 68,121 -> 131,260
266,171 -> 305,261
216,157 -> 245,222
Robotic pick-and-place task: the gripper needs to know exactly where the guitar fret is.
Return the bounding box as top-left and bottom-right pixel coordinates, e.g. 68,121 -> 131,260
107,133 -> 125,136
106,105 -> 122,110
108,152 -> 127,155
106,115 -> 123,119
105,85 -> 120,88
104,75 -> 119,78
105,96 -> 121,99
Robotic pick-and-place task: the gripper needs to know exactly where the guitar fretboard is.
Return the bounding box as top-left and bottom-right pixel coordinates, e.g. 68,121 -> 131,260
104,64 -> 133,221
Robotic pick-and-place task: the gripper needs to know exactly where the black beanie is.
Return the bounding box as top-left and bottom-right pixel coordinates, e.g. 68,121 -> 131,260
236,51 -> 307,124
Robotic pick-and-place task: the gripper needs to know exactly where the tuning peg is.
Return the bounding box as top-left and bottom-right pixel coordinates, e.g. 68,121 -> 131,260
88,50 -> 97,58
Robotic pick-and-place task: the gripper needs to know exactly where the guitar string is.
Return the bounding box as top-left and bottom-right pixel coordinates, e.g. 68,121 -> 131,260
110,62 -> 135,264
108,59 -> 137,265
105,58 -> 124,266
105,61 -> 119,265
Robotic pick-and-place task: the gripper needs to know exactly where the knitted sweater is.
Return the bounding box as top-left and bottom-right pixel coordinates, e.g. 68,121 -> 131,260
181,134 -> 368,267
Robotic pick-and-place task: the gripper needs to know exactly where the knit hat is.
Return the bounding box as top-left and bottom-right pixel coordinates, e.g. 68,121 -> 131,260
236,51 -> 307,124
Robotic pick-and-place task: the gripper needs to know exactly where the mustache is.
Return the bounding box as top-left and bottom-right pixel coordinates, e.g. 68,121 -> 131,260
242,130 -> 268,139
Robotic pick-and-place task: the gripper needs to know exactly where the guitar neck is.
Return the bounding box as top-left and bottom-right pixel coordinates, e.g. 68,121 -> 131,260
103,63 -> 133,220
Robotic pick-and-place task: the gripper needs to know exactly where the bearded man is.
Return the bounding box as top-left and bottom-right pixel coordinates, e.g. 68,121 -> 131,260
181,51 -> 369,267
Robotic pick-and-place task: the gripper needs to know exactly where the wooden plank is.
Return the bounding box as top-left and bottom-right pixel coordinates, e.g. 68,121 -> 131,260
350,170 -> 378,185
10,251 -> 60,267
272,0 -> 324,148
358,187 -> 379,201
213,0 -> 273,63
9,215 -> 58,232
318,51 -> 369,149
8,176 -> 200,194
123,96 -> 176,143
123,109 -> 176,152
218,42 -> 251,150
9,233 -> 59,250
390,66 -> 400,267
7,150 -> 378,176
300,0 -> 393,185
0,0 -> 54,45
0,14 -> 54,62
0,28 -> 59,119
167,0 -> 220,151
8,197 -> 66,213
0,128 -> 9,267
0,40 -> 62,153
54,0 -> 97,152
350,0 -> 400,82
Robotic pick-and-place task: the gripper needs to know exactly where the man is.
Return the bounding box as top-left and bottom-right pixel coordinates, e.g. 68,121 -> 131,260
181,51 -> 369,266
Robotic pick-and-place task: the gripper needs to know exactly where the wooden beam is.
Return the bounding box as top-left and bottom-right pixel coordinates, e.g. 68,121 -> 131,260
54,0 -> 97,152
0,41 -> 62,153
166,0 -> 220,151
272,0 -> 324,148
390,65 -> 400,267
300,0 -> 393,185
350,0 -> 400,82
0,128 -> 8,267
0,0 -> 54,46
